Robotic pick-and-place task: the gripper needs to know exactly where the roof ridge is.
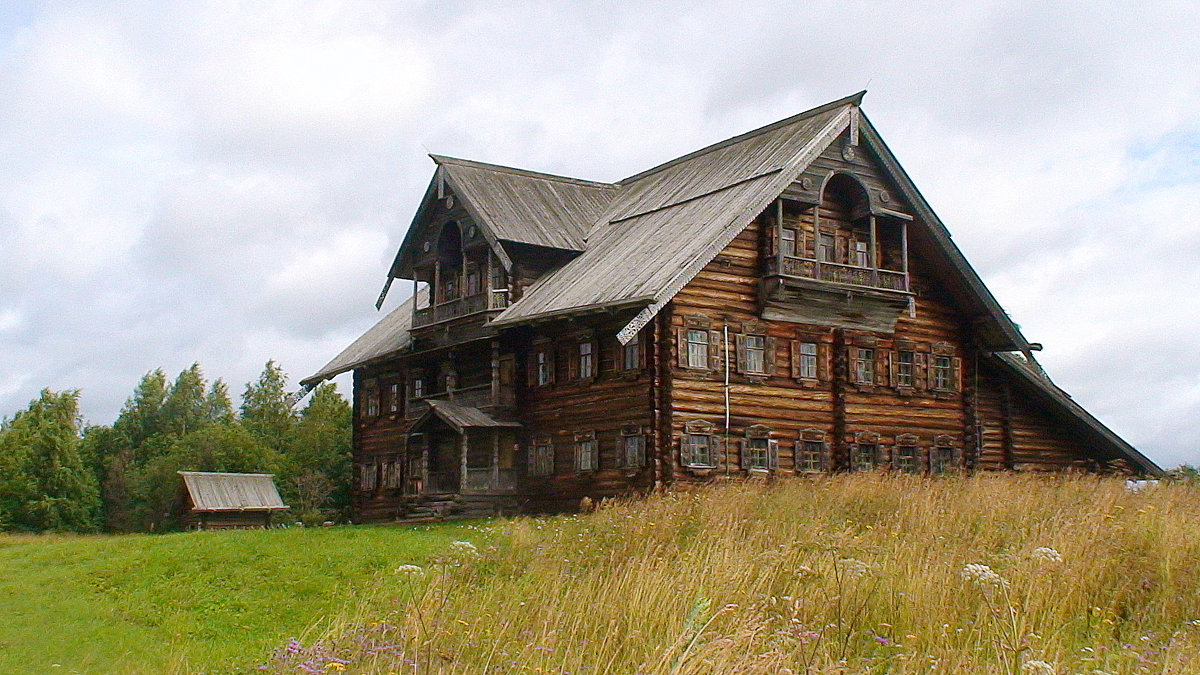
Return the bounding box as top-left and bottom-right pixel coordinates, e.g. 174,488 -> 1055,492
615,91 -> 866,186
430,154 -> 617,190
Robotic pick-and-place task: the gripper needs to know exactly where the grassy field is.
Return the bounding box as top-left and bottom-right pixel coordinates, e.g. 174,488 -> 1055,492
0,521 -> 486,674
6,474 -> 1200,674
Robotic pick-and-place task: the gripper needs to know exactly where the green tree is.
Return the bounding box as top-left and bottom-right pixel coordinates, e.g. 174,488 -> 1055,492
283,383 -> 352,522
0,389 -> 100,532
240,360 -> 297,453
204,379 -> 235,425
81,425 -> 137,532
114,369 -> 168,449
159,363 -> 209,436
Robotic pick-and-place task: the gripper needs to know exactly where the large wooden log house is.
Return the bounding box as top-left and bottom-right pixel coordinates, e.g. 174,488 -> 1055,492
303,92 -> 1160,523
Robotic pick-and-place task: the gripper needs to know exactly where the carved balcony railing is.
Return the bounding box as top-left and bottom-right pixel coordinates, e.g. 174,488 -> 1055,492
412,289 -> 510,328
775,257 -> 908,293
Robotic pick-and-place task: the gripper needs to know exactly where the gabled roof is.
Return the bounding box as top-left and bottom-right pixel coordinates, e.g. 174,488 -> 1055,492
413,399 -> 522,434
491,94 -> 858,332
387,156 -> 617,279
179,471 -> 289,512
300,286 -> 426,387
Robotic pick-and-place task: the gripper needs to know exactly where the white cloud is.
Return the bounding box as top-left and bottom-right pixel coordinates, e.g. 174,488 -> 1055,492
0,0 -> 1198,469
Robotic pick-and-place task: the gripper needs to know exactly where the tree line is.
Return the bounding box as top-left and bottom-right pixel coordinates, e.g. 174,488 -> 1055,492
0,361 -> 350,533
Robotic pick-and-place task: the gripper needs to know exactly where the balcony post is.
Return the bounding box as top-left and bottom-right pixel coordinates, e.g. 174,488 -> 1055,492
901,220 -> 910,292
433,260 -> 441,305
869,214 -> 879,287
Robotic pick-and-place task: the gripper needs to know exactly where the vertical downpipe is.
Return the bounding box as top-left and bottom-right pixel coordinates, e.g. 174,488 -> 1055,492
724,324 -> 731,476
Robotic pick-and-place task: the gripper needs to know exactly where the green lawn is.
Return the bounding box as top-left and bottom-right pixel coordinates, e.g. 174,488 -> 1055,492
0,522 -> 484,674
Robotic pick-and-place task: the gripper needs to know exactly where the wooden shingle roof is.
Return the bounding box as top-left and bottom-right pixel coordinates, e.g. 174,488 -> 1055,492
179,471 -> 289,512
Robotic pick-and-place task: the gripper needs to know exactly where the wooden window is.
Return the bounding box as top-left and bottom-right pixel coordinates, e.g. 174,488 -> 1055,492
933,355 -> 953,390
852,432 -> 880,472
529,437 -> 554,476
685,329 -> 709,369
818,233 -> 836,262
736,334 -> 770,375
781,228 -> 797,257
741,425 -> 777,471
932,436 -> 957,474
622,331 -> 641,371
681,420 -> 718,469
358,463 -> 378,491
797,342 -> 818,379
798,440 -> 825,472
575,432 -> 597,473
364,379 -> 380,418
621,430 -> 646,468
893,437 -> 919,474
465,265 -> 482,296
854,241 -> 870,267
382,460 -> 402,488
529,345 -> 555,387
896,350 -> 915,388
578,341 -> 595,379
853,347 -> 875,384
389,383 -> 401,414
411,377 -> 424,400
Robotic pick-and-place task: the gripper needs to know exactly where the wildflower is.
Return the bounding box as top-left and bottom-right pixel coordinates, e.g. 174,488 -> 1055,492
394,564 -> 425,577
1021,659 -> 1055,675
326,664 -> 347,673
1031,547 -> 1063,564
450,540 -> 480,558
285,638 -> 304,654
837,558 -> 871,578
962,563 -> 1008,588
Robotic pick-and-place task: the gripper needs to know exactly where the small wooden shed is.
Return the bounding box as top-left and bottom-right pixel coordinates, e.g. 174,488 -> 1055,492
178,471 -> 290,530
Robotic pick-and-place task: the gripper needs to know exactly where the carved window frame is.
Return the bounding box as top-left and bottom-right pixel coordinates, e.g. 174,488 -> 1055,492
852,431 -> 880,472
575,431 -> 598,473
682,419 -> 718,469
893,433 -> 920,474
620,425 -> 646,469
932,434 -> 958,474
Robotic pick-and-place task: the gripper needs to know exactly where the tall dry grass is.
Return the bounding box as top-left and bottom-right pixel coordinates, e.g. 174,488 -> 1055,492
262,474 -> 1200,674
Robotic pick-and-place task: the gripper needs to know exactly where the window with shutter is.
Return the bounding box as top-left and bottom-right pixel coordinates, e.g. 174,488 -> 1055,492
743,425 -> 772,470
683,420 -> 717,468
738,334 -> 767,375
874,349 -> 890,386
575,432 -> 597,473
621,429 -> 646,468
853,347 -> 875,384
796,342 -> 818,379
893,441 -> 919,474
896,350 -> 915,388
685,329 -> 709,369
932,436 -> 957,474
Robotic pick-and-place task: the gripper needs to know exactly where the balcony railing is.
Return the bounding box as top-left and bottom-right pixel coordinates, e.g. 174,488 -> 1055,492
413,289 -> 510,328
777,257 -> 908,292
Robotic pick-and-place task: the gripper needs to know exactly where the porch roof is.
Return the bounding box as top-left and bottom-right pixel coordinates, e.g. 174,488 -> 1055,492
414,399 -> 522,435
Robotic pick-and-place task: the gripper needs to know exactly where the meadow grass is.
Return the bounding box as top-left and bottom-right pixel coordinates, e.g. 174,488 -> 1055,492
266,474 -> 1200,675
0,521 -> 485,674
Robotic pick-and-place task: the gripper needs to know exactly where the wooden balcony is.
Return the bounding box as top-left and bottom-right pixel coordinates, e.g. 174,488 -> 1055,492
413,290 -> 511,328
774,257 -> 908,293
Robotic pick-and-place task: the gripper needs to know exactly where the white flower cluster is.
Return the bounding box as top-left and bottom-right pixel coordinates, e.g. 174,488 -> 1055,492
394,564 -> 424,577
961,563 -> 1008,588
1021,659 -> 1055,675
837,558 -> 871,579
1031,547 -> 1063,564
450,540 -> 481,558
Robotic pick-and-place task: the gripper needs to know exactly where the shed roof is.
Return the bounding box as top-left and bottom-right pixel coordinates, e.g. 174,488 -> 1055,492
179,471 -> 289,512
413,399 -> 522,434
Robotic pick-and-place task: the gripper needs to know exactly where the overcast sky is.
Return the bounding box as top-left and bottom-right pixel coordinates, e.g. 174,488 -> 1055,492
2,1 -> 1198,469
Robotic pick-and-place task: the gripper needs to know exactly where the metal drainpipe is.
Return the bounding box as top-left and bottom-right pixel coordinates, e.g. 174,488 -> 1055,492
724,324 -> 731,476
